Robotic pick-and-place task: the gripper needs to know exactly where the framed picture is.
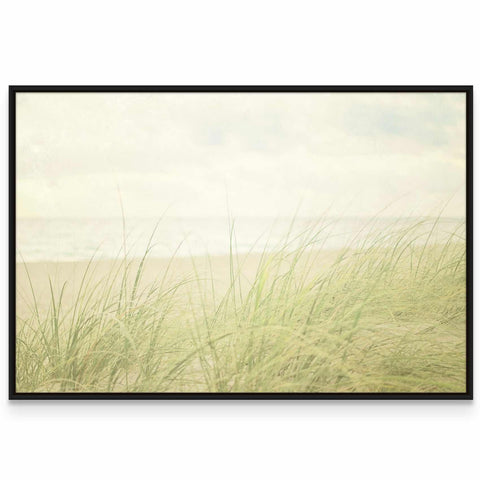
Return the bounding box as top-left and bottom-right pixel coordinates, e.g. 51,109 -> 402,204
9,86 -> 473,399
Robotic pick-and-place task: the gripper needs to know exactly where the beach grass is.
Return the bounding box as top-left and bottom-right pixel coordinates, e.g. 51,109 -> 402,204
15,216 -> 467,393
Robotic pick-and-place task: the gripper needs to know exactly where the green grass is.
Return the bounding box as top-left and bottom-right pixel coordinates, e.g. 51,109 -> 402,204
16,216 -> 467,393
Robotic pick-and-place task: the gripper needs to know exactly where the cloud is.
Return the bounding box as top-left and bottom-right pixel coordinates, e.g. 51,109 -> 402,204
16,92 -> 466,218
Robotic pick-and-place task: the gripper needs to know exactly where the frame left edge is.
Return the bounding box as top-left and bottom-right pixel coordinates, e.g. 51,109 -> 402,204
9,86 -> 17,399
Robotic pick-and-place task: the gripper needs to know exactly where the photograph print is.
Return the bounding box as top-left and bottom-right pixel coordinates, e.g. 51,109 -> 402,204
10,86 -> 472,398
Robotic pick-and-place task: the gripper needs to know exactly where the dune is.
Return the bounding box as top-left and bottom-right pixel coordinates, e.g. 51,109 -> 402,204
14,235 -> 466,394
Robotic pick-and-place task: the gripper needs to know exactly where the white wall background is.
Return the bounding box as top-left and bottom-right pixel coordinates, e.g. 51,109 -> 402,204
1,1 -> 477,479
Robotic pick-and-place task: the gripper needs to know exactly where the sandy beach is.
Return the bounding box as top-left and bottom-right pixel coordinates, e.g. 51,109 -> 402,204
16,250 -> 339,318
16,254 -> 251,317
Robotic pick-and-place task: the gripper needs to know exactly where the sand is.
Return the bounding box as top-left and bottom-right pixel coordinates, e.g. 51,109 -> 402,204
16,250 -> 340,319
15,254 -> 262,318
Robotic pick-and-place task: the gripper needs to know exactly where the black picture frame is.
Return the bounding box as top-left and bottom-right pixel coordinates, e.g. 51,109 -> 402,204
9,85 -> 473,400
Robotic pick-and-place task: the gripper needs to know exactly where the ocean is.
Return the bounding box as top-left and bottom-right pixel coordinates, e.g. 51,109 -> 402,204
16,216 -> 465,263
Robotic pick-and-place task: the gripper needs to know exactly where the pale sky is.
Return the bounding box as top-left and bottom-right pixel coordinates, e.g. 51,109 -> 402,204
16,92 -> 466,219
